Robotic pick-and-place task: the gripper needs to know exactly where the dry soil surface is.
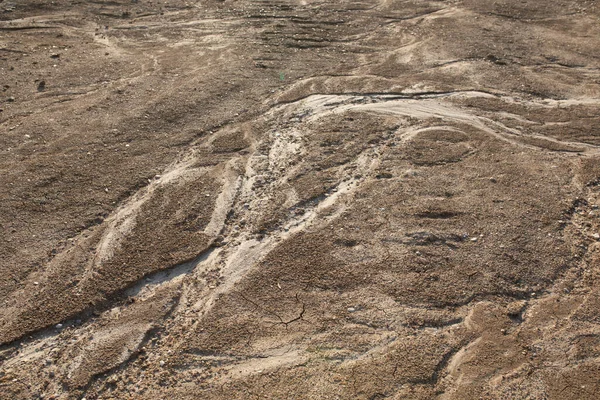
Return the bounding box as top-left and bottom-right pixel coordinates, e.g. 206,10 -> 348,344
2,0 -> 600,399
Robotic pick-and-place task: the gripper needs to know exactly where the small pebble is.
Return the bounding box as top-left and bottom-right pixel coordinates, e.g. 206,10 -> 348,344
347,307 -> 356,313
55,324 -> 63,329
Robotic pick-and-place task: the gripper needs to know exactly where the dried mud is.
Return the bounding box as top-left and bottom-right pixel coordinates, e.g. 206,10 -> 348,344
1,0 -> 600,399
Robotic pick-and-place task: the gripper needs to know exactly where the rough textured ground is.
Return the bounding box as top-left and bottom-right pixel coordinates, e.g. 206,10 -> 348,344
1,0 -> 600,399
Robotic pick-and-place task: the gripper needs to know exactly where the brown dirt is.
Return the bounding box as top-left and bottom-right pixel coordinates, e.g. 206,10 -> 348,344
1,0 -> 600,399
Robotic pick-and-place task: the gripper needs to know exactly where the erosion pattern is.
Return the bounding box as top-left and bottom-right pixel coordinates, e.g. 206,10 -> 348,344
1,0 -> 600,399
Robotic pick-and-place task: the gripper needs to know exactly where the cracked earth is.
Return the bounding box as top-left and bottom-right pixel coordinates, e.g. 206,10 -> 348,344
1,0 -> 600,399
